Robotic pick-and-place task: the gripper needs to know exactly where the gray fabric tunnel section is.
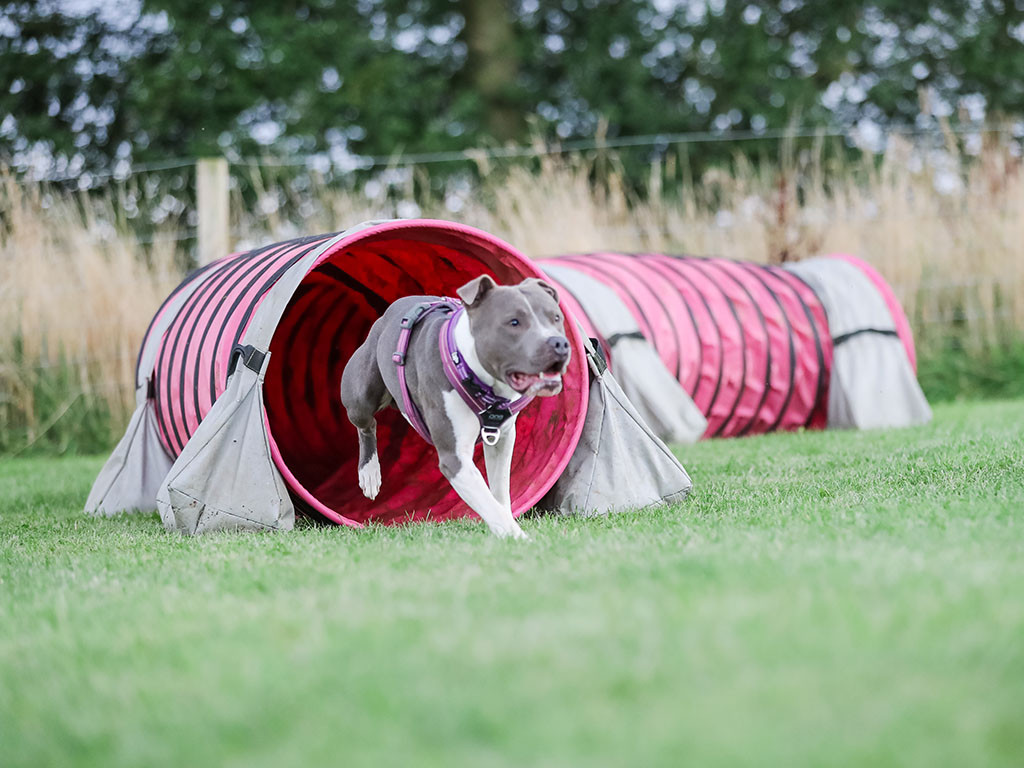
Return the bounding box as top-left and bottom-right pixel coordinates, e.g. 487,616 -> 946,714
787,257 -> 932,430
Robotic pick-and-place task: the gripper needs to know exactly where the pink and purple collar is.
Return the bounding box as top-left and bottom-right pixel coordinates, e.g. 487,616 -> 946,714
392,300 -> 534,446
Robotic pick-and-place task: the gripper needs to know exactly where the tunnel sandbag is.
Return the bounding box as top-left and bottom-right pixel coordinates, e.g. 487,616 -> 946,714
540,339 -> 693,514
142,220 -> 589,527
541,253 -> 833,438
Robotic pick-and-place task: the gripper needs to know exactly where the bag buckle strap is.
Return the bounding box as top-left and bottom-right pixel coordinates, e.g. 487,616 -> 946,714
228,344 -> 267,377
400,302 -> 436,329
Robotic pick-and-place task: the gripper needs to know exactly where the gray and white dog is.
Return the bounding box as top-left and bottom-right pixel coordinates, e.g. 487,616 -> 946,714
340,275 -> 571,539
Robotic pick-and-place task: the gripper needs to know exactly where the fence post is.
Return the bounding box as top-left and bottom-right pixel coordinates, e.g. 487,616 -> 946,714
196,157 -> 229,266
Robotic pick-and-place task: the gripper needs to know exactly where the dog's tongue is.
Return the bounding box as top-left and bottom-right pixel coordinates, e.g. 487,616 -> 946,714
508,371 -> 561,393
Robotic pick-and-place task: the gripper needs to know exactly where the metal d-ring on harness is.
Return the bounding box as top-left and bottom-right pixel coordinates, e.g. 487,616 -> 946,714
392,299 -> 535,447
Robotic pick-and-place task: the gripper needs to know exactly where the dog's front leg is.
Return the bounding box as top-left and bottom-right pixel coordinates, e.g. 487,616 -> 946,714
435,392 -> 526,539
440,453 -> 526,539
483,418 -> 516,513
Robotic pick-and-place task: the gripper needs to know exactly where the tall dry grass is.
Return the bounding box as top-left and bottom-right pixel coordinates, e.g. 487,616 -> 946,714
463,135 -> 1024,352
0,176 -> 183,450
238,133 -> 1023,350
2,131 -> 1022,451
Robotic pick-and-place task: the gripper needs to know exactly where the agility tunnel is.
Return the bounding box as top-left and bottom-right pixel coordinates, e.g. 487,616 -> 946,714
541,252 -> 930,440
87,220 -> 692,533
142,221 -> 589,527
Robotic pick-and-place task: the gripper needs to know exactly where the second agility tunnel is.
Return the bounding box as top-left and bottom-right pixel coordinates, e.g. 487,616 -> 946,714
541,252 -> 931,441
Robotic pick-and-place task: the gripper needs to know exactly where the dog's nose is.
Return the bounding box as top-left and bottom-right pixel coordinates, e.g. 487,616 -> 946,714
547,335 -> 570,357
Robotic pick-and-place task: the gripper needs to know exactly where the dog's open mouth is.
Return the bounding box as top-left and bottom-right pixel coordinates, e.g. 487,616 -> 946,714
506,364 -> 564,395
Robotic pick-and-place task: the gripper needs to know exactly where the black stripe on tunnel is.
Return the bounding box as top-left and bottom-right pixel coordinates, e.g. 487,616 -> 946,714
323,305 -> 361,429
315,262 -> 391,316
612,253 -> 689,385
135,255 -> 230,387
160,240 -> 295,454
832,328 -> 899,345
156,233 -> 315,440
221,237 -> 335,390
767,266 -> 828,429
700,259 -> 770,438
273,283 -> 342,454
654,256 -> 726,419
188,240 -> 313,434
737,262 -> 798,434
186,243 -> 304,439
635,254 -> 705,397
162,239 -> 296,452
301,289 -> 357,453
686,258 -> 748,438
557,254 -> 659,341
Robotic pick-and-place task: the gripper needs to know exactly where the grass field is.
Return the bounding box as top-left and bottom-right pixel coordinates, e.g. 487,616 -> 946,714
1,399 -> 1022,767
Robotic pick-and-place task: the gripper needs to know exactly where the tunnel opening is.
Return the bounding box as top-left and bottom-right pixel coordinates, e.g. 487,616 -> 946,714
259,222 -> 589,527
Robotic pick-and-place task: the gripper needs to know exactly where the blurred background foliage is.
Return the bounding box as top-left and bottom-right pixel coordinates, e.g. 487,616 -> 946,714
3,0 -> 1023,175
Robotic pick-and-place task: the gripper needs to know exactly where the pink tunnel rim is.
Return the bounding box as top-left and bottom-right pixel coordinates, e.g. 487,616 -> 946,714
261,219 -> 590,528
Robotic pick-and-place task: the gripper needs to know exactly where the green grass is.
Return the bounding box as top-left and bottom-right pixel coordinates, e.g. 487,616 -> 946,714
917,340 -> 1024,404
1,400 -> 1022,768
0,358 -> 120,457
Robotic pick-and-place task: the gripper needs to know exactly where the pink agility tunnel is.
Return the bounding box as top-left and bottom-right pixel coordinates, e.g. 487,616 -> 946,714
540,253 -> 916,439
142,221 -> 589,527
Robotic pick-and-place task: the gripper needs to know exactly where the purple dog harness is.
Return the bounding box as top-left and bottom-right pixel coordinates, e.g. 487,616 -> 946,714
392,300 -> 535,446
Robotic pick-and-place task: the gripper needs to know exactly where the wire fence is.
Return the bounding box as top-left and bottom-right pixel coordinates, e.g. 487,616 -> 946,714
8,121 -> 1020,262
10,121 -> 1022,185
10,157 -> 196,186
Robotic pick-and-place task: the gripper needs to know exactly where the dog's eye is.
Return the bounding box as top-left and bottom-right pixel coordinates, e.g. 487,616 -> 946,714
508,318 -> 520,327
554,314 -> 561,322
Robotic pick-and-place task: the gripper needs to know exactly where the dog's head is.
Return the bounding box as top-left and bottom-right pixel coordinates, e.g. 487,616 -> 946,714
456,275 -> 570,397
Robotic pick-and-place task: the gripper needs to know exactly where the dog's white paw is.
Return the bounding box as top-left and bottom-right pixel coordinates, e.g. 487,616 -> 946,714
495,522 -> 529,540
358,455 -> 381,500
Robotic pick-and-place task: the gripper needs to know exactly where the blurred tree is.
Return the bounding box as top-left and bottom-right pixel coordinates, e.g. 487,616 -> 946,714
0,1 -> 146,172
459,0 -> 526,140
847,0 -> 1024,125
1,0 -> 1022,176
122,0 -> 470,160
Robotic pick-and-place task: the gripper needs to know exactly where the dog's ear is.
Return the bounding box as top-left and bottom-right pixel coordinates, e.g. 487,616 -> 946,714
524,277 -> 559,304
457,274 -> 497,308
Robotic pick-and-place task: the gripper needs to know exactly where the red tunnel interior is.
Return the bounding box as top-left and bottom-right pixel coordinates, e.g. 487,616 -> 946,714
260,223 -> 589,527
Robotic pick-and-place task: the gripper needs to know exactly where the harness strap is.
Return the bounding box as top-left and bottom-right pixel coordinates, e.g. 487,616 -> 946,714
393,300 -> 457,445
391,300 -> 536,447
228,343 -> 267,376
439,306 -> 534,446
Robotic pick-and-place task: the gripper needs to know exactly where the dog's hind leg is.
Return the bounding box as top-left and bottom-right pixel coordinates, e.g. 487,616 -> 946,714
355,425 -> 382,500
341,344 -> 388,500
